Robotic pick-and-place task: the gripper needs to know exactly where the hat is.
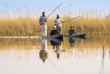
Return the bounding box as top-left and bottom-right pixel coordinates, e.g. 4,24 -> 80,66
53,26 -> 56,28
57,14 -> 60,18
70,26 -> 74,28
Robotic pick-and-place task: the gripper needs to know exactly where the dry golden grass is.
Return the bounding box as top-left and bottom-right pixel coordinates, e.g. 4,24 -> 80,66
0,10 -> 110,36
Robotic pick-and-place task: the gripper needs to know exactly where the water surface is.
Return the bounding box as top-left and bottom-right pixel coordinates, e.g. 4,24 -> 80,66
0,36 -> 110,74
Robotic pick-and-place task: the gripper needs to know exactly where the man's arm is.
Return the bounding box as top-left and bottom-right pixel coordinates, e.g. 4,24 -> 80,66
73,30 -> 76,34
57,30 -> 59,35
54,19 -> 57,25
50,31 -> 52,36
61,19 -> 65,23
69,30 -> 71,35
45,17 -> 48,22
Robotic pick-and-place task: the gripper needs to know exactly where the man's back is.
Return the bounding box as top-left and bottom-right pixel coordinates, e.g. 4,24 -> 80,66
39,16 -> 47,25
50,30 -> 59,36
54,18 -> 63,26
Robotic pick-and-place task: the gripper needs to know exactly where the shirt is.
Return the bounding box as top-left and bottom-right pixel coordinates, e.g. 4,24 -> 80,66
39,16 -> 47,25
69,29 -> 76,35
54,18 -> 63,26
50,30 -> 59,36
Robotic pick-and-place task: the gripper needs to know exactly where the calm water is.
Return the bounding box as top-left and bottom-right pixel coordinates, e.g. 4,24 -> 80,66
0,35 -> 110,74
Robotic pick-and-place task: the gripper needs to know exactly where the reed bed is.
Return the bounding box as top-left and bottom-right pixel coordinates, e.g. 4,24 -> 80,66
0,10 -> 110,36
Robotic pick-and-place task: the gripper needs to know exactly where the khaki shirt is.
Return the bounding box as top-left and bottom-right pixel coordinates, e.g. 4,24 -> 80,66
54,18 -> 63,26
39,16 -> 47,25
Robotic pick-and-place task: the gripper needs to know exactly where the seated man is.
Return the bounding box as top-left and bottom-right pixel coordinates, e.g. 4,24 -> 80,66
50,26 -> 59,36
69,26 -> 76,35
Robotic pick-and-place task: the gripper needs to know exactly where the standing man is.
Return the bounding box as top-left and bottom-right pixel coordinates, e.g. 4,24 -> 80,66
39,12 -> 47,36
54,14 -> 65,34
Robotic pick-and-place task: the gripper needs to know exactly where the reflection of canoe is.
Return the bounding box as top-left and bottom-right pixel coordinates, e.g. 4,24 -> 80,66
50,40 -> 61,46
40,35 -> 63,40
0,35 -> 63,39
64,34 -> 86,38
0,36 -> 39,38
0,34 -> 86,39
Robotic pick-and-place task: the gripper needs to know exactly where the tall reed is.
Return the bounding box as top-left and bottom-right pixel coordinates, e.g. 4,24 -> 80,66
0,10 -> 110,36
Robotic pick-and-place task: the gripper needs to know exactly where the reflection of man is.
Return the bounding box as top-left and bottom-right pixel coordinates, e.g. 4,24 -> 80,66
39,40 -> 48,62
69,38 -> 75,47
50,40 -> 64,59
109,49 -> 110,58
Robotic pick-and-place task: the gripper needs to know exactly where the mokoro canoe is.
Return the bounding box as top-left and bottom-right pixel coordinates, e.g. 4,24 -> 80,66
40,35 -> 63,40
64,34 -> 86,38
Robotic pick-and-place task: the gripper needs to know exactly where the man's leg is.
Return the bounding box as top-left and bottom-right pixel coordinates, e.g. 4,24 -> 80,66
41,25 -> 44,36
44,25 -> 47,36
41,39 -> 47,50
56,26 -> 59,33
59,26 -> 61,34
57,26 -> 61,34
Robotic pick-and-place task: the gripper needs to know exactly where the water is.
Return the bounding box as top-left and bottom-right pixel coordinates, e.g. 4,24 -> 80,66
0,36 -> 110,74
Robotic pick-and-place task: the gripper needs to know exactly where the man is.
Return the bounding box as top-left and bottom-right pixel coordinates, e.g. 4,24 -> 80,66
69,26 -> 76,35
50,26 -> 59,36
54,14 -> 64,34
39,12 -> 47,36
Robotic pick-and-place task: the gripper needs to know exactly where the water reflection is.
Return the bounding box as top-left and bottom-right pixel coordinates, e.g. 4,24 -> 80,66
99,46 -> 105,74
109,49 -> 110,59
0,35 -> 110,74
39,39 -> 48,62
69,38 -> 75,47
50,39 -> 65,59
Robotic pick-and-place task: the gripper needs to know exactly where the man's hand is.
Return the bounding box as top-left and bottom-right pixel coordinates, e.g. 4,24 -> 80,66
62,21 -> 65,23
45,19 -> 48,22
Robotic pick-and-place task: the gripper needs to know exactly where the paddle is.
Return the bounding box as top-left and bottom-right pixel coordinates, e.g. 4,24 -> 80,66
63,16 -> 80,23
46,3 -> 63,19
46,16 -> 81,30
47,16 -> 81,29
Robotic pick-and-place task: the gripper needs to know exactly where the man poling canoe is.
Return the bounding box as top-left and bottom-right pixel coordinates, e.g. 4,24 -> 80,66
53,16 -> 80,35
54,14 -> 65,34
39,12 -> 47,36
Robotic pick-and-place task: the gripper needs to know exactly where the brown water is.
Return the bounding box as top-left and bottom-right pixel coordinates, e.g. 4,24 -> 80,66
0,35 -> 110,74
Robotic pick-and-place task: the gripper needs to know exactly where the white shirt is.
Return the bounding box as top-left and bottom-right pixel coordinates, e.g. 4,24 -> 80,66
54,18 -> 63,26
39,16 -> 47,25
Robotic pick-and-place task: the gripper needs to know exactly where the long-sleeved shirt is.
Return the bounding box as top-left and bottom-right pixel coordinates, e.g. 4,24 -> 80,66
39,16 -> 47,25
69,29 -> 76,35
54,18 -> 63,26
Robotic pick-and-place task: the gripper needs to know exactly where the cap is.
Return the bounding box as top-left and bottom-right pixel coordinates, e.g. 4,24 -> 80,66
53,26 -> 56,28
70,26 -> 74,28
